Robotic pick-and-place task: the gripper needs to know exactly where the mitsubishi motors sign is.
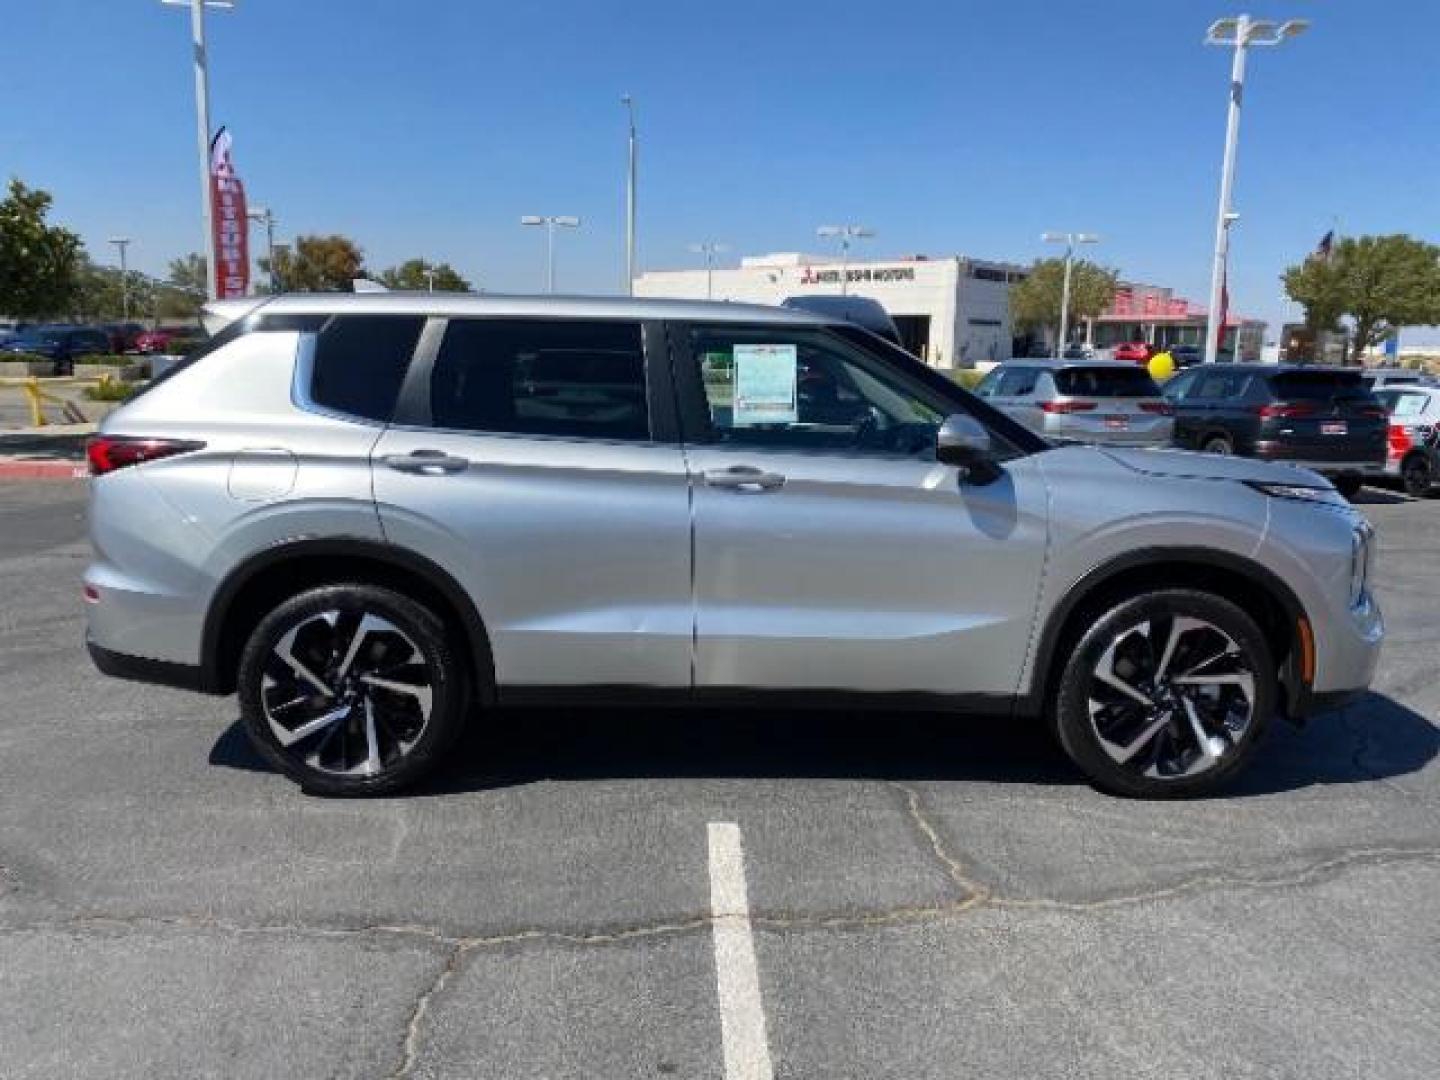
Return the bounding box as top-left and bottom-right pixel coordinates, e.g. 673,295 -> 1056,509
209,126 -> 250,298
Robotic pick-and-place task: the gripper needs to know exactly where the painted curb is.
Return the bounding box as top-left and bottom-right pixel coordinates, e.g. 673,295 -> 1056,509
0,458 -> 87,481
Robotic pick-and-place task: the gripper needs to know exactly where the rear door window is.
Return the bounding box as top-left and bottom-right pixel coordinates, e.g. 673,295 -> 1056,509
309,314 -> 426,422
1385,391 -> 1431,418
1053,366 -> 1161,398
1194,370 -> 1249,401
429,319 -> 649,440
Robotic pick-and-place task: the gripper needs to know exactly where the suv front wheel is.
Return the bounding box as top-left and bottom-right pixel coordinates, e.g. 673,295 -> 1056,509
1053,589 -> 1276,798
238,584 -> 466,795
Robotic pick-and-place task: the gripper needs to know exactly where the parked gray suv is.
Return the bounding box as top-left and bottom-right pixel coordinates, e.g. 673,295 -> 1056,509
85,295 -> 1383,797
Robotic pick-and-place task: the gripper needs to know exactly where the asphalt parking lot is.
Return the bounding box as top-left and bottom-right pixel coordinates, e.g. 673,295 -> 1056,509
1,479 -> 1437,1079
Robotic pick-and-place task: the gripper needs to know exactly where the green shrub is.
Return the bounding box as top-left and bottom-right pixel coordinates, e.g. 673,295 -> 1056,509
83,377 -> 140,402
0,352 -> 53,367
75,354 -> 138,367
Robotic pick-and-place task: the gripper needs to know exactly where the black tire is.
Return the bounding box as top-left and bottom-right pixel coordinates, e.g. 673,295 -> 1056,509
238,583 -> 467,796
1053,589 -> 1276,799
1401,454 -> 1434,498
1200,433 -> 1233,455
1332,475 -> 1364,500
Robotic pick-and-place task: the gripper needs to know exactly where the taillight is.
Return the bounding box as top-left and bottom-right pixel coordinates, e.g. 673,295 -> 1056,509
1138,402 -> 1174,416
1388,423 -> 1415,458
1040,401 -> 1098,414
1258,402 -> 1317,419
86,435 -> 204,476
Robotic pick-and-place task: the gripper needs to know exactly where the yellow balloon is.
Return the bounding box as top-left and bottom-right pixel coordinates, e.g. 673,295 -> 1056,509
1149,352 -> 1175,380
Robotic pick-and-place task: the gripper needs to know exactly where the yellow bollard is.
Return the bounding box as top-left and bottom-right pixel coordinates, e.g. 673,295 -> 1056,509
24,377 -> 46,427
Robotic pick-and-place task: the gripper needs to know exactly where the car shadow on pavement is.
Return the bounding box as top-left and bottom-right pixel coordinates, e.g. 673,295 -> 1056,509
208,691 -> 1437,799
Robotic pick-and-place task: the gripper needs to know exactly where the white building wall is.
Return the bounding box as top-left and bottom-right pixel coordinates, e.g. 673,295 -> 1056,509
634,253 -> 1013,369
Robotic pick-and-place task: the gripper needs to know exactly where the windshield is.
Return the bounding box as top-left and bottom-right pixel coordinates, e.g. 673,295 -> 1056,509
1054,366 -> 1161,398
12,330 -> 61,347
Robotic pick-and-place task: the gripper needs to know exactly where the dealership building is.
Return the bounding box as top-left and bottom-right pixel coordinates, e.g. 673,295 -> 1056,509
634,252 -> 1028,368
1086,281 -> 1266,362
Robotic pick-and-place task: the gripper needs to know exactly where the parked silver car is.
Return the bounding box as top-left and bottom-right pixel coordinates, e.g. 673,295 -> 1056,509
974,360 -> 1175,448
85,295 -> 1381,798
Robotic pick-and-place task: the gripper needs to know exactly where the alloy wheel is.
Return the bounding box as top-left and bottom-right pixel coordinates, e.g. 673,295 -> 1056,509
260,610 -> 434,778
1403,457 -> 1432,498
1086,615 -> 1256,781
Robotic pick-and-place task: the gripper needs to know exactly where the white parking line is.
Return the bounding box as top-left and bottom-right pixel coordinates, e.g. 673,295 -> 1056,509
707,822 -> 775,1080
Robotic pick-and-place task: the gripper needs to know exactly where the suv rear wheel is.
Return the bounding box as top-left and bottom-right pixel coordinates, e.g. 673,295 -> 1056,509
238,584 -> 466,795
1053,589 -> 1275,798
1401,453 -> 1434,498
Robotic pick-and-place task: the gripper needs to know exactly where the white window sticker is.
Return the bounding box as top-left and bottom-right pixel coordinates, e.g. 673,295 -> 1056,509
732,344 -> 798,426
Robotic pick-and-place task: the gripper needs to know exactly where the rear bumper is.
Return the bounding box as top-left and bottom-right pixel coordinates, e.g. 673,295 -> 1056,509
87,639 -> 210,693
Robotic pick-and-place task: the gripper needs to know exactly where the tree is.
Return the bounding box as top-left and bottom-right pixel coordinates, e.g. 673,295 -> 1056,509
70,260 -> 156,323
260,234 -> 365,292
377,258 -> 472,292
1009,257 -> 1119,347
1283,234 -> 1440,364
0,178 -> 84,319
168,253 -> 207,294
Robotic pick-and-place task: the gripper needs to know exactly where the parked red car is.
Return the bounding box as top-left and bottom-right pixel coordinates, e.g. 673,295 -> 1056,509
1113,341 -> 1153,364
134,327 -> 204,355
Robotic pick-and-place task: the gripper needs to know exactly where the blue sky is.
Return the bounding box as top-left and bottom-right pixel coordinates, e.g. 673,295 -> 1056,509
3,1 -> 1438,341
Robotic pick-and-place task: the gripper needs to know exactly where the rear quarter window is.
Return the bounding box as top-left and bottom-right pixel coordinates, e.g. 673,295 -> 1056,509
308,314 -> 426,422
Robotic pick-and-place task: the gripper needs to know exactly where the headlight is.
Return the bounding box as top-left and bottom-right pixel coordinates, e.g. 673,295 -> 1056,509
1244,480 -> 1350,509
1349,523 -> 1374,609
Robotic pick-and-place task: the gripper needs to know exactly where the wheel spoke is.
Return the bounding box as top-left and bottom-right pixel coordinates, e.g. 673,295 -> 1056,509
359,674 -> 433,713
1181,696 -> 1228,762
275,624 -> 334,697
1100,713 -> 1172,764
362,699 -> 382,776
1154,616 -> 1206,682
274,704 -> 350,748
334,613 -> 396,682
1095,637 -> 1154,707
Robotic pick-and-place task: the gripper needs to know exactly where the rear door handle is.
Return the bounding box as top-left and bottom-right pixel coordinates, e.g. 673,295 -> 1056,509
703,465 -> 786,491
381,449 -> 469,475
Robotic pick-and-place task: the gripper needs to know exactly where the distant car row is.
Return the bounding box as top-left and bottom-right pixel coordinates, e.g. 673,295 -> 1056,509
974,360 -> 1426,500
0,323 -> 205,374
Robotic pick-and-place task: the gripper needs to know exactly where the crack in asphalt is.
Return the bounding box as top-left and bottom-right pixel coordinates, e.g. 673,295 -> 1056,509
888,780 -> 990,907
1,844 -> 1438,1077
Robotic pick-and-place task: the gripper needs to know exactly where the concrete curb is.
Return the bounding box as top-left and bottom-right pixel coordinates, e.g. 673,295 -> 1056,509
0,458 -> 87,481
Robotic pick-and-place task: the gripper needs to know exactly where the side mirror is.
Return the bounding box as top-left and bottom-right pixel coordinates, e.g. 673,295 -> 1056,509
936,413 -> 1001,483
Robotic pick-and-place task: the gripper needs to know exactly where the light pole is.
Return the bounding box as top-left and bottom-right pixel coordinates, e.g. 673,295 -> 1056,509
621,95 -> 637,296
1041,232 -> 1099,355
161,0 -> 235,301
688,242 -> 730,299
816,225 -> 874,295
108,237 -> 133,320
521,215 -> 581,294
1202,14 -> 1308,363
247,206 -> 276,293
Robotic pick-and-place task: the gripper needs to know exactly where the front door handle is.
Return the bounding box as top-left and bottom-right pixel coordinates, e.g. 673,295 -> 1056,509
382,449 -> 469,475
703,465 -> 786,491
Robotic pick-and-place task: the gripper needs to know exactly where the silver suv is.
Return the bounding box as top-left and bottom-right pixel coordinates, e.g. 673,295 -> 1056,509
85,295 -> 1382,798
974,360 -> 1174,448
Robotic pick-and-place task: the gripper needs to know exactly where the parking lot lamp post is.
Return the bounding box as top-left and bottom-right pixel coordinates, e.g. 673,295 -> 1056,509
1202,14 -> 1308,364
161,0 -> 235,301
816,225 -> 875,296
247,207 -> 276,293
521,216 -> 581,294
107,237 -> 132,320
622,95 -> 637,296
688,242 -> 730,299
1042,232 -> 1099,355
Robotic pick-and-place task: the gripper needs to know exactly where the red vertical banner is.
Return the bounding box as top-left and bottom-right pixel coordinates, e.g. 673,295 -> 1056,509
209,127 -> 250,298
